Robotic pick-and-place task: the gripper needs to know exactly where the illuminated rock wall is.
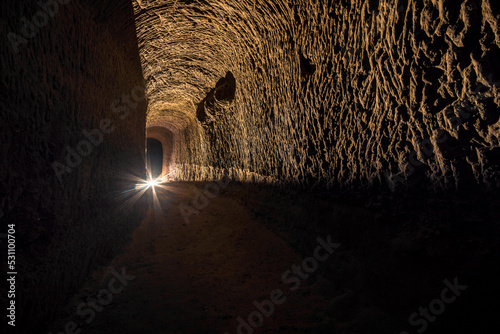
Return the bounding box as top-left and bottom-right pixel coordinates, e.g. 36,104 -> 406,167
137,0 -> 500,191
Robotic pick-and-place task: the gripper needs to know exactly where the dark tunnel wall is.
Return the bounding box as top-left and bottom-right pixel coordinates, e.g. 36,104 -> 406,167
0,0 -> 147,332
136,0 -> 500,192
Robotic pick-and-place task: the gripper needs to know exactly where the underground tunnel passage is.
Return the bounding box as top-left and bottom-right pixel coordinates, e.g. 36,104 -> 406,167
2,0 -> 500,333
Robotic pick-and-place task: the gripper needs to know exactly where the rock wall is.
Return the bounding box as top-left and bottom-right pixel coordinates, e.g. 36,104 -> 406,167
136,0 -> 500,192
0,0 -> 147,332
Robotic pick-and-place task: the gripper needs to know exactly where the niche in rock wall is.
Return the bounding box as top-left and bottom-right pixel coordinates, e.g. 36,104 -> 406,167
196,71 -> 236,124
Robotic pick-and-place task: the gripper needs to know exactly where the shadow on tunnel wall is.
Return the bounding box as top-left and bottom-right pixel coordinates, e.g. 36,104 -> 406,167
0,1 -> 147,333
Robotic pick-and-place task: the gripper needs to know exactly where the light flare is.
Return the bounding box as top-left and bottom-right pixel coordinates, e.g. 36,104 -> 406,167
135,176 -> 164,190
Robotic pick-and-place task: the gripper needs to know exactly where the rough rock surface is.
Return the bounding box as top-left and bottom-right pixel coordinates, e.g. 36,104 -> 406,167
1,1 -> 146,332
136,0 -> 500,191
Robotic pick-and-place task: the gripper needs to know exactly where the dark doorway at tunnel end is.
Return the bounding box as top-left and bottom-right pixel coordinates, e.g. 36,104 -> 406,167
147,138 -> 163,179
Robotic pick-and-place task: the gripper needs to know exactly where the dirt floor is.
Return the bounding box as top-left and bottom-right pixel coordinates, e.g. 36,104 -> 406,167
49,182 -> 342,334
49,181 -> 500,334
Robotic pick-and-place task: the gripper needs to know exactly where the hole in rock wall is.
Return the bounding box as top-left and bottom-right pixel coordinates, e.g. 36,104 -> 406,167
299,52 -> 316,77
196,71 -> 236,124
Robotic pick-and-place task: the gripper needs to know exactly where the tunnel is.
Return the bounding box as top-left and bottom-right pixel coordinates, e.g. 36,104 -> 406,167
2,0 -> 500,333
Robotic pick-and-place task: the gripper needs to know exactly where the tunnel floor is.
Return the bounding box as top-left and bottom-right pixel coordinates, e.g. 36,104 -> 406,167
49,183 -> 340,334
49,182 -> 499,334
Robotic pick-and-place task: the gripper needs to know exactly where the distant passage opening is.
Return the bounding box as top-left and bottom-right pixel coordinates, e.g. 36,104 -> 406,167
147,138 -> 163,179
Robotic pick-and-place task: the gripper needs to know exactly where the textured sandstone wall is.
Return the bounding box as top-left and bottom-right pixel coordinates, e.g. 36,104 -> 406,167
0,1 -> 146,332
136,0 -> 500,192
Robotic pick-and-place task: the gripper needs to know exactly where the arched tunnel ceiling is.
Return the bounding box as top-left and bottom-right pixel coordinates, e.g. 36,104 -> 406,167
133,0 -> 500,189
134,0 -> 332,182
134,0 -> 299,130
135,0 -> 256,129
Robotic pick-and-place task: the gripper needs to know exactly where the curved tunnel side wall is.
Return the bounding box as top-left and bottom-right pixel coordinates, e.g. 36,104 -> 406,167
137,0 -> 500,192
0,1 -> 147,332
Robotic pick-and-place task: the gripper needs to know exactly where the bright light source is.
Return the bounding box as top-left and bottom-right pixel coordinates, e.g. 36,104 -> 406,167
147,179 -> 158,188
135,177 -> 161,190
